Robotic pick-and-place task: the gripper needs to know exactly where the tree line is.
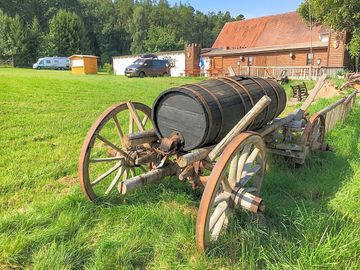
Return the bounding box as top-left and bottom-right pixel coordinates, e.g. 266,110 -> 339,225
0,0 -> 244,67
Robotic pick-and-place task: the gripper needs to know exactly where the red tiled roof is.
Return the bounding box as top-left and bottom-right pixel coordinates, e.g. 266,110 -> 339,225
212,12 -> 329,49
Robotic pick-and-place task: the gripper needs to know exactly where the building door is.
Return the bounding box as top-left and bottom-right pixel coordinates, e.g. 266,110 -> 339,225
213,57 -> 223,76
255,56 -> 267,77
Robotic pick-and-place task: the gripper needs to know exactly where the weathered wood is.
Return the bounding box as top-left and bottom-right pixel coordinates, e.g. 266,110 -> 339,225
123,130 -> 158,147
118,165 -> 177,194
208,95 -> 271,161
135,151 -> 158,166
177,147 -> 213,168
294,74 -> 327,120
152,76 -> 286,150
259,113 -> 296,137
127,101 -> 145,132
178,165 -> 194,181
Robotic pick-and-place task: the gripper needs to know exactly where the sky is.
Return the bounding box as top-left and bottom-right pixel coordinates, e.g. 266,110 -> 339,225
168,0 -> 304,19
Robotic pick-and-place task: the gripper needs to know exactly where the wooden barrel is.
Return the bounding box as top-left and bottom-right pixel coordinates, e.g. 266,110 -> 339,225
152,76 -> 286,150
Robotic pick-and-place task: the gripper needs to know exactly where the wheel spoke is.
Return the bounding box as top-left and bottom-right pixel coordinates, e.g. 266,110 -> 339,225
90,157 -> 123,163
209,201 -> 228,231
97,134 -> 127,156
91,161 -> 122,185
123,168 -> 128,181
105,166 -> 125,195
228,154 -> 239,186
113,115 -> 125,146
246,147 -> 260,165
213,192 -> 230,205
129,114 -> 134,134
211,209 -> 228,241
238,164 -> 261,187
242,147 -> 260,173
142,115 -> 149,127
127,102 -> 145,132
236,144 -> 251,181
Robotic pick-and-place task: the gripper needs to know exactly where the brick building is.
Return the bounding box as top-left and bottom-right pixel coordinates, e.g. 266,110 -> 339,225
202,12 -> 350,78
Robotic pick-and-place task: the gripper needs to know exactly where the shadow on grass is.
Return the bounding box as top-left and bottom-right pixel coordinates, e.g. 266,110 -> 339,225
1,107 -> 359,269
205,105 -> 360,265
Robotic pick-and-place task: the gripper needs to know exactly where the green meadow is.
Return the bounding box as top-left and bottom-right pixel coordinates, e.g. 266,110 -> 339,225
0,68 -> 359,269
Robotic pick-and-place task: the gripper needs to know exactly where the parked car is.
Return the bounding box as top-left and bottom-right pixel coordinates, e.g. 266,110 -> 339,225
124,58 -> 170,78
33,57 -> 70,70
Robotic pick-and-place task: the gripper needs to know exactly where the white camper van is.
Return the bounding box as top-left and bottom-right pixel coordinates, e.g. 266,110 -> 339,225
33,57 -> 70,70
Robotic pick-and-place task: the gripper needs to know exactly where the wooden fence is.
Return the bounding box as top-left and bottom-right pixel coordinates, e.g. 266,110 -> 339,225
0,58 -> 14,67
318,90 -> 358,134
211,66 -> 345,80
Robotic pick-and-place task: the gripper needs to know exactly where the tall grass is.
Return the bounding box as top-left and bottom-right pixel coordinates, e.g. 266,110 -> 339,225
0,69 -> 358,269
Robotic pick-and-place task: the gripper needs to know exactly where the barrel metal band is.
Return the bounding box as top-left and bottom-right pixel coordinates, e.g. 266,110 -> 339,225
219,77 -> 256,128
188,83 -> 225,142
179,86 -> 213,147
262,78 -> 282,116
216,78 -> 250,113
220,77 -> 255,107
247,77 -> 271,127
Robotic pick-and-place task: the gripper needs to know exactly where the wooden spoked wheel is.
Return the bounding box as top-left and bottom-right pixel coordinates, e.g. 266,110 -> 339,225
196,132 -> 266,252
79,101 -> 154,201
302,113 -> 326,151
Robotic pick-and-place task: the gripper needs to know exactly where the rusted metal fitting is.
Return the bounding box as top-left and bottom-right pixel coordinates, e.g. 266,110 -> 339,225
159,132 -> 185,152
230,187 -> 264,213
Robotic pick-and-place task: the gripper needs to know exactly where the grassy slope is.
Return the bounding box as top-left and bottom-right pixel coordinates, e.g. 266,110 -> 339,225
0,69 -> 359,269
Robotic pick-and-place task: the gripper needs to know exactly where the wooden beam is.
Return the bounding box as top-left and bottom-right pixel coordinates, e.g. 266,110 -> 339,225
177,147 -> 213,168
123,130 -> 158,147
118,165 -> 177,194
208,95 -> 271,161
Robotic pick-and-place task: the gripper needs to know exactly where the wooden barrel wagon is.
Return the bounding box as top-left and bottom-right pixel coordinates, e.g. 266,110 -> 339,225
78,74 -> 357,252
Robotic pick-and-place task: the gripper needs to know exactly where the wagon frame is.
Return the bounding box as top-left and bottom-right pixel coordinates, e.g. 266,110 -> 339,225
78,74 -> 357,252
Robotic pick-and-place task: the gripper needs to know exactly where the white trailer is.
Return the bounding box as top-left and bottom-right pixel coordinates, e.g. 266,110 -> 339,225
33,57 -> 70,70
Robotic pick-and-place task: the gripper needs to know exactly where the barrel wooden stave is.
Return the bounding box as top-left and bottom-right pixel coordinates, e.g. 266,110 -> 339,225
152,76 -> 286,150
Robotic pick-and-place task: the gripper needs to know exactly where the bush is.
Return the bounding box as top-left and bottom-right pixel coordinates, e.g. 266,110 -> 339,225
103,63 -> 113,74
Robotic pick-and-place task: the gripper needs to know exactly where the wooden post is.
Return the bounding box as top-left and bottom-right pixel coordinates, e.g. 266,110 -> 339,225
177,147 -> 213,168
118,165 -> 177,194
293,74 -> 327,120
208,95 -> 271,161
123,131 -> 158,147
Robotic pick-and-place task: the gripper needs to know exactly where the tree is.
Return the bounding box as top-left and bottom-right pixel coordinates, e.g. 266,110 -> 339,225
27,17 -> 42,63
8,14 -> 29,66
129,6 -> 148,54
144,25 -> 184,52
298,0 -> 360,70
0,9 -> 11,59
48,9 -> 89,56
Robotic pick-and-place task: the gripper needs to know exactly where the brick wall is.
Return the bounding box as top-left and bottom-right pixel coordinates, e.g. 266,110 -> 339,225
210,48 -> 328,76
327,31 -> 347,67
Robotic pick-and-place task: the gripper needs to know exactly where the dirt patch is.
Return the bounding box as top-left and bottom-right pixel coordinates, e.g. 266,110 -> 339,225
42,176 -> 78,195
314,80 -> 341,100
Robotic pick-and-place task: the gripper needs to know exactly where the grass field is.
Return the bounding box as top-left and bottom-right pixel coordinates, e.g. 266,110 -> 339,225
0,68 -> 359,269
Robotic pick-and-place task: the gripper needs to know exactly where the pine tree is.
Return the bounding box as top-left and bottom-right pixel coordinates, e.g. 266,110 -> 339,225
48,9 -> 89,57
27,17 -> 42,64
0,9 -> 11,59
8,14 -> 29,66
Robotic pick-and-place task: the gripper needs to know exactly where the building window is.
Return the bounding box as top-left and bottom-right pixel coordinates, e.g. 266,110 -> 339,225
248,56 -> 253,66
307,53 -> 313,65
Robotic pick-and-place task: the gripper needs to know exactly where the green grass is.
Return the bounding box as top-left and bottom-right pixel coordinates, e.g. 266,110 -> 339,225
0,69 -> 359,269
